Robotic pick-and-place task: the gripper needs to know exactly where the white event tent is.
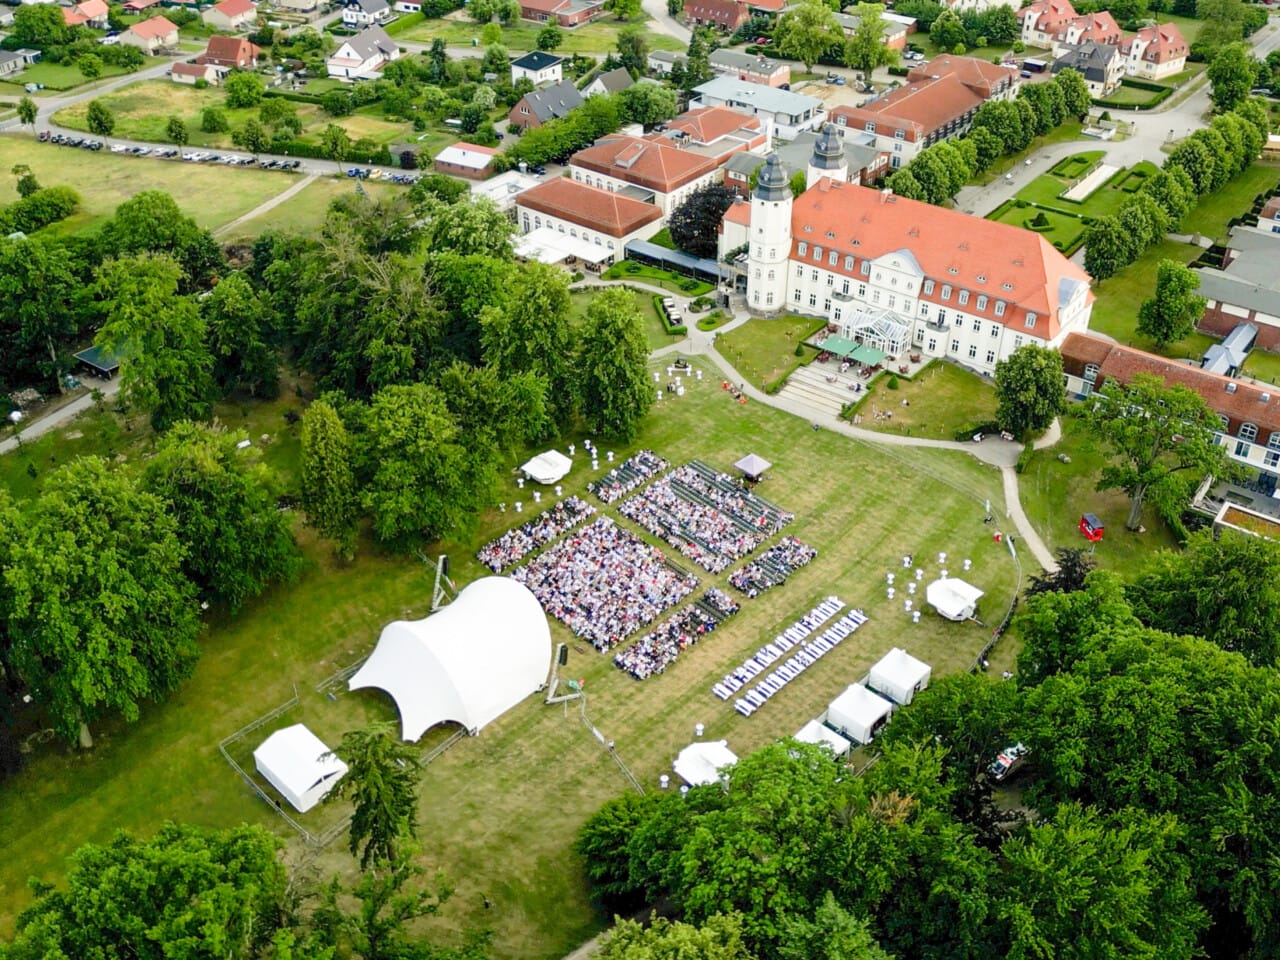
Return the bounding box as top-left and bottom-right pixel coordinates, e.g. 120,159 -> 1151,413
253,723 -> 348,813
868,648 -> 932,705
520,450 -> 573,484
825,683 -> 895,744
926,577 -> 985,621
673,740 -> 738,786
794,718 -> 852,757
348,577 -> 552,741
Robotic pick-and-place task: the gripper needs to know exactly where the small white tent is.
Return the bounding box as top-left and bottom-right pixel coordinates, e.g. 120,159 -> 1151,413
520,450 -> 573,484
868,648 -> 932,705
673,740 -> 738,786
253,724 -> 348,813
794,718 -> 852,757
825,684 -> 894,744
926,578 -> 984,621
348,577 -> 552,741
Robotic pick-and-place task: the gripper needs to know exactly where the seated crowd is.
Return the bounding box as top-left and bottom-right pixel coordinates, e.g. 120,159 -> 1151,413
613,589 -> 741,680
588,450 -> 670,504
512,517 -> 698,651
617,464 -> 794,574
476,496 -> 596,573
729,536 -> 818,597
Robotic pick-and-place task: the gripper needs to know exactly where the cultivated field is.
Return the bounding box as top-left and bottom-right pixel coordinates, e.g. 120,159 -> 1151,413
0,355 -> 1019,957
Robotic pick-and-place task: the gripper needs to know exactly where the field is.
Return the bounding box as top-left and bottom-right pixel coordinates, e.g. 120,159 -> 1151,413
1,136 -> 302,234
0,352 -> 1020,957
568,287 -> 682,351
989,203 -> 1087,253
1178,161 -> 1280,244
0,59 -> 134,96
853,361 -> 998,441
391,12 -> 686,52
219,175 -> 400,242
719,316 -> 827,390
1096,81 -> 1170,108
52,80 -> 414,149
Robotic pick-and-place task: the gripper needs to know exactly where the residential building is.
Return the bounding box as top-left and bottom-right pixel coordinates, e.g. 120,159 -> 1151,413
833,10 -> 908,48
1195,230 -> 1280,349
723,152 -> 1095,373
1018,0 -> 1077,47
394,0 -> 422,11
62,0 -> 110,29
508,79 -> 583,131
708,49 -> 791,87
434,142 -> 499,180
907,54 -> 1014,100
724,123 -> 887,196
684,0 -> 750,32
196,35 -> 261,68
583,66 -> 634,97
1051,41 -> 1124,97
0,51 -> 25,77
510,51 -> 563,87
1051,11 -> 1121,52
661,105 -> 769,153
569,135 -> 725,215
326,25 -> 399,79
939,0 -> 1020,12
518,0 -> 608,26
1120,22 -> 1188,80
471,170 -> 542,217
275,0 -> 319,11
202,0 -> 257,31
1060,332 -> 1280,496
342,0 -> 393,27
692,76 -> 824,140
1255,197 -> 1280,237
122,0 -> 162,11
121,16 -> 180,54
648,50 -> 686,75
172,61 -> 225,84
515,177 -> 663,262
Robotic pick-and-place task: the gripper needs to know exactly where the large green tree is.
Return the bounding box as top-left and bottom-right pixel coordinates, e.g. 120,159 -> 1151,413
616,22 -> 647,73
994,344 -> 1066,438
0,235 -> 88,395
779,893 -> 894,960
1128,529 -> 1280,667
2,823 -> 290,960
1208,42 -> 1258,113
668,182 -> 738,258
596,914 -> 755,960
326,722 -> 422,869
94,253 -> 216,431
98,190 -> 224,289
929,9 -> 967,50
204,272 -> 280,397
574,287 -> 654,441
419,195 -> 513,258
5,458 -> 202,747
1015,569 -> 1138,685
16,96 -> 36,132
1082,215 -> 1136,281
143,422 -> 300,611
86,99 -> 115,140
575,792 -> 662,914
300,399 -> 360,559
775,0 -> 842,71
843,3 -> 896,79
1136,259 -> 1205,348
1083,373 -> 1235,530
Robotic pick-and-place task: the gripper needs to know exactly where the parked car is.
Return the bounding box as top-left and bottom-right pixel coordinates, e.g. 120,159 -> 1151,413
988,743 -> 1028,782
37,130 -> 50,142
531,164 -> 547,175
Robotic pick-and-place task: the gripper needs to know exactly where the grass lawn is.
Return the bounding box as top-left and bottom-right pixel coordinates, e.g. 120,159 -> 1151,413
220,175 -> 400,243
1239,349 -> 1280,387
853,361 -> 998,442
1008,155 -> 1161,221
0,59 -> 133,94
989,203 -> 1086,254
1179,162 -> 1280,244
1,136 -> 303,235
568,286 -> 680,352
600,261 -> 715,296
718,315 -> 826,390
53,80 -> 414,151
393,14 -> 685,52
1020,411 -> 1180,575
1096,82 -> 1168,107
1087,237 -> 1208,355
0,355 -> 1019,958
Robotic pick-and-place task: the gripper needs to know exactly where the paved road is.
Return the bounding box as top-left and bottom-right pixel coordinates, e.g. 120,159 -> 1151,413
0,376 -> 122,457
639,0 -> 691,44
215,172 -> 319,237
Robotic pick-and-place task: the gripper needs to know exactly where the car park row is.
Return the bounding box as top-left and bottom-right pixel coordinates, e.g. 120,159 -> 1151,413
39,131 -> 306,168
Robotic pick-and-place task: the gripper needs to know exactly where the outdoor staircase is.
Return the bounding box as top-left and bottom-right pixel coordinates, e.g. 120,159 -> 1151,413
776,365 -> 867,422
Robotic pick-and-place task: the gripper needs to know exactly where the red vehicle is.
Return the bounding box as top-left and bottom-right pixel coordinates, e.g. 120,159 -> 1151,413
1079,513 -> 1105,542
755,36 -> 770,44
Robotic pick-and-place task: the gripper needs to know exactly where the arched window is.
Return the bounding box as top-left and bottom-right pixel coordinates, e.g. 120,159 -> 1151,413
1240,422 -> 1258,443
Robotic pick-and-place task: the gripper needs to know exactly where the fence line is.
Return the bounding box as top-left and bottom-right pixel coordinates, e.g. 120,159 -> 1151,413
314,657 -> 366,695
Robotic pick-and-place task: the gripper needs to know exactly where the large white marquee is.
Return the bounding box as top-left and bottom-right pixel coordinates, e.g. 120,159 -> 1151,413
348,577 -> 552,741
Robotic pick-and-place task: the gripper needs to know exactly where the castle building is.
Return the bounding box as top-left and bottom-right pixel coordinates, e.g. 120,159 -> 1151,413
720,146 -> 1094,376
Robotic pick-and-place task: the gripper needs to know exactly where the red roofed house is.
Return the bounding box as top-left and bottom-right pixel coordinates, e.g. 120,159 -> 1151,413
1019,0 -> 1077,47
1051,11 -> 1122,54
518,0 -> 608,27
662,105 -> 769,154
568,134 -> 726,217
62,0 -> 109,29
197,35 -> 262,69
684,0 -> 750,32
907,54 -> 1014,100
121,16 -> 180,54
123,0 -> 163,12
1121,22 -> 1188,80
724,161 -> 1094,365
434,141 -> 499,180
515,177 -> 663,264
172,61 -> 224,85
202,0 -> 258,32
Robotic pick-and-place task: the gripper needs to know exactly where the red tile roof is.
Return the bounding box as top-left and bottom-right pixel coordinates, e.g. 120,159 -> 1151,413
212,0 -> 257,16
831,72 -> 985,143
1061,333 -> 1280,437
1122,23 -> 1188,63
172,61 -> 211,76
722,199 -> 751,226
683,0 -> 749,27
1058,11 -> 1121,43
122,0 -> 162,11
1261,197 -> 1280,221
198,35 -> 261,64
665,106 -> 764,147
129,15 -> 179,39
520,0 -> 569,12
793,181 -> 1094,337
907,54 -> 1010,99
62,9 -> 89,25
77,0 -> 109,17
571,135 -> 722,194
517,178 -> 662,237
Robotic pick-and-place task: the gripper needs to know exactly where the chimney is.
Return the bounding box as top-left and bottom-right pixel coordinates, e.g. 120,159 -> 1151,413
880,187 -> 893,203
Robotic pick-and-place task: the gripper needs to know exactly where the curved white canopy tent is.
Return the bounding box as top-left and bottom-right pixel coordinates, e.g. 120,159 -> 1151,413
348,577 -> 552,741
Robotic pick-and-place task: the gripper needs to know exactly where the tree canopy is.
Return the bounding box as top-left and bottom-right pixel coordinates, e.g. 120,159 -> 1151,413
574,286 -> 654,442
775,0 -> 842,71
667,182 -> 738,258
993,344 -> 1066,438
325,722 -> 422,869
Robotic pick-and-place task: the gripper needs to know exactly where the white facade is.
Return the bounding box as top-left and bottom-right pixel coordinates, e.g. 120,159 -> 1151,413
567,164 -> 721,217
744,160 -> 793,313
513,203 -> 651,261
511,55 -> 563,87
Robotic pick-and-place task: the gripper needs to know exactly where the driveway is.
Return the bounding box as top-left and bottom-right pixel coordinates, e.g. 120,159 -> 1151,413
639,0 -> 690,45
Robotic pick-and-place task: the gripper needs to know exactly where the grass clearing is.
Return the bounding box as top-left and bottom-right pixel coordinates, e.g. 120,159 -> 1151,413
852,361 -> 997,441
719,316 -> 826,389
220,175 -> 400,242
1087,237 -> 1207,353
0,59 -> 133,94
392,14 -> 685,52
2,136 -> 303,234
1179,162 -> 1280,244
568,287 -> 681,352
1020,411 -> 1179,573
989,202 -> 1086,253
1004,154 -> 1161,221
601,261 -> 715,296
1239,349 -> 1280,387
0,354 -> 1020,957
1096,82 -> 1169,107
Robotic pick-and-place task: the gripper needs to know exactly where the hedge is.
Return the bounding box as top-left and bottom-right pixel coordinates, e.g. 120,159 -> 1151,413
651,294 -> 687,336
262,89 -> 323,105
952,420 -> 1001,442
268,138 -> 393,165
888,65 -> 909,77
1015,440 -> 1035,474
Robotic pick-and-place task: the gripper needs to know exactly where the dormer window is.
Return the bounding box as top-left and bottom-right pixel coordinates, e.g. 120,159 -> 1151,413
1001,282 -> 1013,291
958,290 -> 970,306
941,284 -> 952,300
1025,312 -> 1037,328
977,295 -> 988,311
995,300 -> 1006,316
797,241 -> 808,256
948,266 -> 958,275
866,121 -> 876,133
